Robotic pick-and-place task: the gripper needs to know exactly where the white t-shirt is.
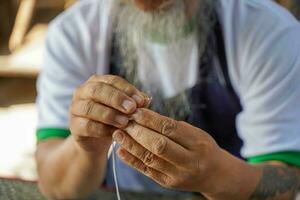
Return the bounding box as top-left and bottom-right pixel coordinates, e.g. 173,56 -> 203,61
37,0 -> 300,160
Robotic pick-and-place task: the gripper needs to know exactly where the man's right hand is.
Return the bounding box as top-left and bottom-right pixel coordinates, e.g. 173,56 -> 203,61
37,75 -> 149,199
70,75 -> 148,153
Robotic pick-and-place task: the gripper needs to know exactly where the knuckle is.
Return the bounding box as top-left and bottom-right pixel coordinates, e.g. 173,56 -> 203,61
196,136 -> 215,155
142,151 -> 155,166
87,83 -> 99,97
107,89 -> 119,104
141,165 -> 148,174
105,75 -> 119,84
123,85 -> 136,95
161,119 -> 177,136
83,100 -> 94,116
154,138 -> 167,156
161,176 -> 174,188
84,120 -> 94,133
138,109 -> 151,123
97,83 -> 118,106
202,142 -> 213,155
138,108 -> 147,116
105,75 -> 135,94
132,159 -> 146,172
132,125 -> 143,139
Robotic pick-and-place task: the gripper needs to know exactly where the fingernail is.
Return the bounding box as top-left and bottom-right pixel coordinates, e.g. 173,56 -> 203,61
141,92 -> 151,101
132,94 -> 144,106
113,131 -> 124,144
141,92 -> 152,107
144,98 -> 152,108
115,115 -> 129,126
122,100 -> 136,112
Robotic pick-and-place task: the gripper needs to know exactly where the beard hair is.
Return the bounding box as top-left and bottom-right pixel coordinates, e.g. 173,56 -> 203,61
112,0 -> 216,120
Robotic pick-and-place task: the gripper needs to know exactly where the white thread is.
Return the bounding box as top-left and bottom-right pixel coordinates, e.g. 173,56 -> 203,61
112,141 -> 122,200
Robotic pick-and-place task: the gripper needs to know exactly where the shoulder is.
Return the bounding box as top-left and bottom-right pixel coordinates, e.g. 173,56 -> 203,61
216,0 -> 300,60
50,0 -> 101,30
45,0 -> 114,75
44,0 -> 115,75
216,0 -> 299,25
216,1 -> 300,156
46,0 -> 104,41
216,0 -> 300,95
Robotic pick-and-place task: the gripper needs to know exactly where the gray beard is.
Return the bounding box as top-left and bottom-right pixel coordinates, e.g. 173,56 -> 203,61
112,0 -> 216,120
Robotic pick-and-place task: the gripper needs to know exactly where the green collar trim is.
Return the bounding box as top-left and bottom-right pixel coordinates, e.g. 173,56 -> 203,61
247,151 -> 300,168
36,128 -> 71,142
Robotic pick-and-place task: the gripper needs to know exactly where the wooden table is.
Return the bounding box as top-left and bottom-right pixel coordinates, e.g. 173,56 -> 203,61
0,178 -> 205,200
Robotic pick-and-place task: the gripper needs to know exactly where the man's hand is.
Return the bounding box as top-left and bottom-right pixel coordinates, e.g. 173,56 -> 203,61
112,108 -> 300,200
112,108 -> 224,193
37,75 -> 151,199
70,75 -> 149,153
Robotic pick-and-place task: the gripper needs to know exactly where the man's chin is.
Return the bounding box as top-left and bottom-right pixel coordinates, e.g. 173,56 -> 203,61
133,0 -> 173,12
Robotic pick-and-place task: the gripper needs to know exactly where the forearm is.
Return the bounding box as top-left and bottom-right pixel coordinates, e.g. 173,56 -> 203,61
36,137 -> 110,199
204,150 -> 300,200
249,162 -> 300,200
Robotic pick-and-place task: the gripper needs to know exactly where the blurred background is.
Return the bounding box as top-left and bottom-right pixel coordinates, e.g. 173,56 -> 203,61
0,0 -> 299,182
0,0 -> 76,181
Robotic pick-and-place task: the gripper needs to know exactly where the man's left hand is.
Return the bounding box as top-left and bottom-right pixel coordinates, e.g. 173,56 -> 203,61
112,108 -> 224,193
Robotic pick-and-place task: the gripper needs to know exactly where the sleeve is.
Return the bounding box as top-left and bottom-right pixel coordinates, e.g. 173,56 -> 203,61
230,1 -> 300,167
36,15 -> 96,141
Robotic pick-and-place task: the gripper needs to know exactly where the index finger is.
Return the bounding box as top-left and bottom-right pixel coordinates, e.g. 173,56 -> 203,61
132,108 -> 197,148
89,75 -> 151,107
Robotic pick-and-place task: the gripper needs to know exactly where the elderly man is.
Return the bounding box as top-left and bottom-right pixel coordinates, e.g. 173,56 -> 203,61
36,0 -> 300,199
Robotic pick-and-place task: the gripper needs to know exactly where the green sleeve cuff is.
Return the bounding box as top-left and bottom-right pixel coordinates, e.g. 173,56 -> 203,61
36,128 -> 71,142
248,151 -> 300,168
